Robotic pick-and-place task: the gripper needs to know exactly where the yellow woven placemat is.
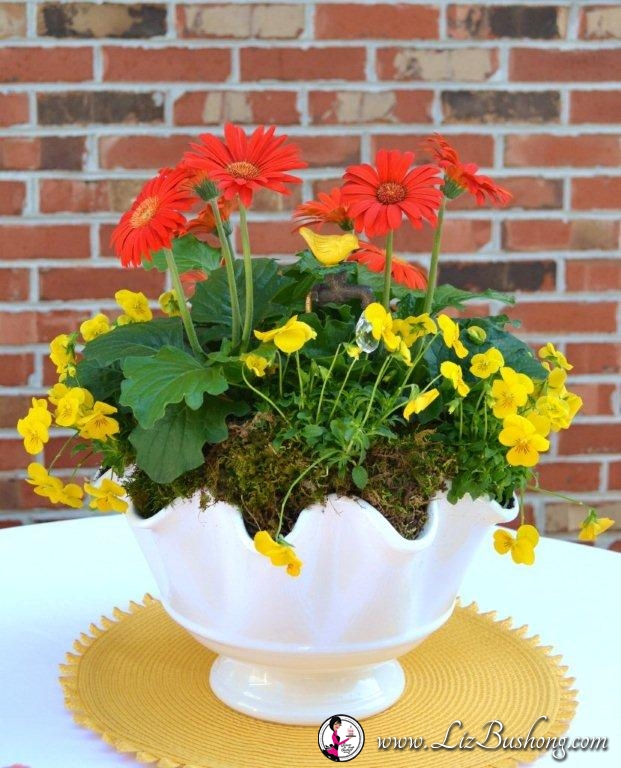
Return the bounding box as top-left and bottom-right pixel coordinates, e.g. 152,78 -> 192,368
60,596 -> 577,768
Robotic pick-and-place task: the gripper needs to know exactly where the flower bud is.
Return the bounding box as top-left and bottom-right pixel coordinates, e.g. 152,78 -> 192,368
466,325 -> 487,343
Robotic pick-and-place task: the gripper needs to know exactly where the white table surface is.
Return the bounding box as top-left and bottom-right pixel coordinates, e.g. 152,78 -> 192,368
0,516 -> 619,768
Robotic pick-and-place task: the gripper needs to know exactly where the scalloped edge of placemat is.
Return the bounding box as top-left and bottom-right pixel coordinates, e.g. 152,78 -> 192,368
59,595 -> 578,768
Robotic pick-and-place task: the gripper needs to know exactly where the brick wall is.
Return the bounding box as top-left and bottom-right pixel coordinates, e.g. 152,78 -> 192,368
0,1 -> 619,548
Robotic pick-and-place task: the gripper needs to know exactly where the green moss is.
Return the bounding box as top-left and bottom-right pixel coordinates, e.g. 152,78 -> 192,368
124,414 -> 455,540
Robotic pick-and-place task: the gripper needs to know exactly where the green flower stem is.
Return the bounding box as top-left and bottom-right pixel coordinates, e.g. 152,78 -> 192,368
382,229 -> 394,310
526,484 -> 594,512
210,200 -> 241,349
295,352 -> 305,406
238,201 -> 254,352
47,432 -> 79,472
360,354 -> 393,431
422,197 -> 446,315
241,369 -> 289,422
384,372 -> 442,419
316,344 -> 342,421
164,248 -> 204,358
329,355 -> 358,420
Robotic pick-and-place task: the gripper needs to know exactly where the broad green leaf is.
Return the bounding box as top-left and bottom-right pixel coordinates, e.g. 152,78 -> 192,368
145,235 -> 222,274
128,396 -> 248,484
120,346 -> 229,428
396,285 -> 514,318
71,359 -> 124,402
352,465 -> 368,490
83,318 -> 184,366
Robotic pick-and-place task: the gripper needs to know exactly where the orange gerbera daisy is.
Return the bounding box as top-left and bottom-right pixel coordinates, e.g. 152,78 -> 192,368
424,134 -> 512,206
341,149 -> 442,238
184,197 -> 237,240
180,269 -> 209,297
348,242 -> 428,290
183,123 -> 307,207
292,187 -> 353,231
111,167 -> 196,267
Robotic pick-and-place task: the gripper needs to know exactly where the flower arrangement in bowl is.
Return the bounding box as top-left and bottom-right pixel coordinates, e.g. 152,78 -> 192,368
17,124 -> 613,722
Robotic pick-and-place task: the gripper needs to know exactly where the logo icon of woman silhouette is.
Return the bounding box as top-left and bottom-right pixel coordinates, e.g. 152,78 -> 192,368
318,714 -> 365,761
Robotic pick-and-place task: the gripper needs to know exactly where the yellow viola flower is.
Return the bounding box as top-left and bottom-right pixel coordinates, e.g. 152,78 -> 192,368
524,410 -> 551,438
491,367 -> 534,419
158,291 -> 181,317
254,316 -> 317,355
254,530 -> 303,577
48,383 -> 70,405
17,415 -> 50,455
494,524 -> 539,565
26,462 -> 63,501
114,289 -> 153,323
344,343 -> 361,360
392,313 -> 437,345
564,391 -> 582,422
578,511 -> 615,542
84,478 -> 128,513
80,313 -> 112,342
440,361 -> 470,397
54,387 -> 93,428
403,388 -> 440,420
538,342 -> 572,371
27,397 -> 52,427
535,394 -> 571,432
242,352 -> 269,377
546,367 -> 567,395
470,348 -> 505,379
57,482 -> 84,509
437,315 -> 468,359
299,226 -> 359,266
395,339 -> 412,367
499,414 -> 550,467
49,333 -> 77,381
361,302 -> 401,352
78,401 -> 120,441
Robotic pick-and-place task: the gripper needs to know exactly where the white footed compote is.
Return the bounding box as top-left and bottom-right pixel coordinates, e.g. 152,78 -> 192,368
127,491 -> 516,724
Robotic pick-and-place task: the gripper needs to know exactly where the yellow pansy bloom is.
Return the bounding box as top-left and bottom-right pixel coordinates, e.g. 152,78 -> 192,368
26,462 -> 65,501
491,367 -> 534,419
535,394 -> 571,432
57,482 -> 84,509
27,398 -> 52,427
80,314 -> 112,342
499,414 -> 550,467
299,226 -> 359,266
84,478 -> 128,513
114,289 -> 153,323
564,391 -> 582,422
392,313 -> 437,346
403,388 -> 440,420
17,415 -> 50,455
470,348 -> 505,379
437,315 -> 468,359
254,316 -> 317,355
242,353 -> 269,377
49,333 -> 76,381
344,343 -> 361,360
54,387 -> 93,428
440,361 -> 470,397
538,342 -> 572,371
48,383 -> 69,405
524,410 -> 551,438
78,401 -> 120,441
494,524 -> 539,565
254,531 -> 303,577
546,367 -> 567,395
158,291 -> 181,317
578,512 -> 614,542
361,302 -> 401,352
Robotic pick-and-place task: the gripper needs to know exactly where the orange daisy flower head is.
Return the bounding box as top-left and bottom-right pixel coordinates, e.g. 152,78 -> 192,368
292,187 -> 353,231
111,167 -> 196,268
424,133 -> 512,207
180,269 -> 209,298
348,242 -> 428,290
341,149 -> 442,238
184,197 -> 237,240
183,123 -> 307,207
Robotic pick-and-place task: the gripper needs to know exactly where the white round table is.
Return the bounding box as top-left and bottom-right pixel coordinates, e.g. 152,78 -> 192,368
0,516 -> 618,767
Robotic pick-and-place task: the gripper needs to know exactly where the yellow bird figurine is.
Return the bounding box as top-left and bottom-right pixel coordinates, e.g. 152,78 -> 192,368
299,226 -> 359,266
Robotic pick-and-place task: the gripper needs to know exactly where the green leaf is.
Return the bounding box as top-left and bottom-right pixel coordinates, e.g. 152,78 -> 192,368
396,285 -> 515,318
71,358 -> 124,402
145,235 -> 222,274
120,346 -> 229,429
352,465 -> 368,490
128,396 -> 248,484
83,318 -> 185,367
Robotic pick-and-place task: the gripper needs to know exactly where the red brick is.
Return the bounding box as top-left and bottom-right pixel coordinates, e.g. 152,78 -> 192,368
442,90 -> 560,124
566,259 -> 621,291
440,259 -> 555,293
373,132 -> 495,167
448,5 -> 566,40
0,2 -> 26,37
503,220 -> 619,251
0,268 -> 29,301
178,4 -> 304,39
570,383 -> 615,416
0,225 -> 90,260
0,394 -> 32,428
309,90 -> 433,124
450,176 -> 562,211
558,424 -> 621,456
0,137 -> 85,170
37,2 -> 167,38
103,46 -> 230,82
579,6 -> 621,40
39,267 -> 166,300
502,504 -> 535,531
99,134 -> 193,170
0,312 -> 38,343
173,90 -> 300,126
315,4 -> 438,39
0,439 -> 29,470
0,92 -> 28,125
537,461 -> 601,492
377,47 -> 498,82
0,520 -> 23,529
36,309 -> 90,339
251,186 -> 302,213
505,135 -> 621,168
506,302 -> 617,334
240,46 -> 365,81
43,437 -> 101,470
510,48 -> 621,81
572,177 -> 621,210
566,343 -> 621,375
240,222 -> 305,255
0,180 -> 25,214
0,354 -> 34,386
295,135 -> 361,168
610,462 -> 621,490
395,219 -> 491,254
39,178 -> 144,213
0,47 -> 92,82
571,91 -> 621,124
608,539 -> 621,553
